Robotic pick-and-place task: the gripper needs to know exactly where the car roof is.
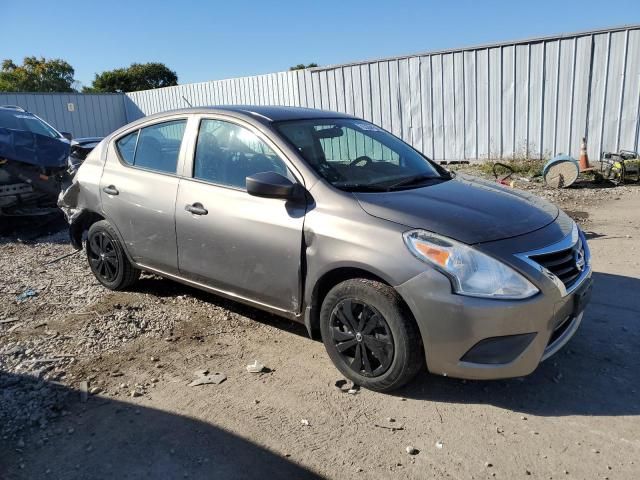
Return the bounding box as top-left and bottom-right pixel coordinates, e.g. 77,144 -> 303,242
213,105 -> 356,122
141,105 -> 356,125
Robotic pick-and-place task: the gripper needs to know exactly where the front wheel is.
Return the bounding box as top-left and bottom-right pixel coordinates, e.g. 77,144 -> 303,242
320,279 -> 424,392
86,220 -> 140,290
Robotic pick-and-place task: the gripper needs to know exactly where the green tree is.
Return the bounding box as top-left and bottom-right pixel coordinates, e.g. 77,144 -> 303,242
289,63 -> 318,71
0,57 -> 76,92
84,62 -> 178,93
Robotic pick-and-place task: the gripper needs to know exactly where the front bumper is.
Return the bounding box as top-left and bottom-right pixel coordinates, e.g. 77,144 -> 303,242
396,226 -> 592,380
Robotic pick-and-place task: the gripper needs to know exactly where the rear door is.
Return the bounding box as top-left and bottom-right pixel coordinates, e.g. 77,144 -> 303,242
100,117 -> 189,274
175,116 -> 306,313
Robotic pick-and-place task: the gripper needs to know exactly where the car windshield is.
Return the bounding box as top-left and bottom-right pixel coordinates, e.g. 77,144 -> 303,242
274,118 -> 447,191
0,109 -> 61,139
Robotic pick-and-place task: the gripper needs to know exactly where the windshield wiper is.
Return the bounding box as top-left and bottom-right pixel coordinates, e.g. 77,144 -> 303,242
383,173 -> 442,190
336,183 -> 391,192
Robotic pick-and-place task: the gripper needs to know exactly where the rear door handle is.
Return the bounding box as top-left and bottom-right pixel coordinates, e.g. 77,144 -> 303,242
185,202 -> 208,216
103,185 -> 119,195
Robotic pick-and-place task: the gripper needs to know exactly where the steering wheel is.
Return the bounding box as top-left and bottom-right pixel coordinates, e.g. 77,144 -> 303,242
349,155 -> 373,167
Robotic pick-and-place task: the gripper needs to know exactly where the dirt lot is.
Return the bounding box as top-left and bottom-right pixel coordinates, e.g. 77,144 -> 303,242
1,175 -> 639,479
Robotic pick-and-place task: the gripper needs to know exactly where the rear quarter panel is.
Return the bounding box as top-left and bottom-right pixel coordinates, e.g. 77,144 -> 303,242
73,139 -> 108,214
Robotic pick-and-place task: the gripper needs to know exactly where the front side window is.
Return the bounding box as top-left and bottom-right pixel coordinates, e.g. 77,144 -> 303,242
115,119 -> 187,174
275,119 -> 446,191
193,119 -> 290,189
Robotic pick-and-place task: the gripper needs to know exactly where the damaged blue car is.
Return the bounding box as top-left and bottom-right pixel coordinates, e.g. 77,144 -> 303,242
0,105 -> 72,216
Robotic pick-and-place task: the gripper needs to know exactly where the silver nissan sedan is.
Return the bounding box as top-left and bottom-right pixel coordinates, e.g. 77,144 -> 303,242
60,106 -> 592,392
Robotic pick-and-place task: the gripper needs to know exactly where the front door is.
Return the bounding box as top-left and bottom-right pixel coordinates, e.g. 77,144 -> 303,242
175,118 -> 305,313
100,118 -> 188,273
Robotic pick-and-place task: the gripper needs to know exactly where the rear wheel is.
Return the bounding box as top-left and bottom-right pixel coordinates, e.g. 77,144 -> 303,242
320,279 -> 424,392
86,220 -> 140,290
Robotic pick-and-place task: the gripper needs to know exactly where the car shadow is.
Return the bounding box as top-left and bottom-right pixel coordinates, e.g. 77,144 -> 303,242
134,269 -> 640,417
394,271 -> 640,416
0,372 -> 321,480
103,266 -> 640,418
0,213 -> 69,245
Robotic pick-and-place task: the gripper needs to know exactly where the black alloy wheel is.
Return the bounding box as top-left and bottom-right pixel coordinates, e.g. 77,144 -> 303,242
88,230 -> 119,283
329,299 -> 394,377
86,220 -> 140,290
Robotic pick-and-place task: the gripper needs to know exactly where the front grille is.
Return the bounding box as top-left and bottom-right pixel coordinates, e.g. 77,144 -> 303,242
529,237 -> 585,288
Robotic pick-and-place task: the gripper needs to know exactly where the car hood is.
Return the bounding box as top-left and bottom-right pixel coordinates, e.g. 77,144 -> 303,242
0,127 -> 70,169
354,174 -> 559,244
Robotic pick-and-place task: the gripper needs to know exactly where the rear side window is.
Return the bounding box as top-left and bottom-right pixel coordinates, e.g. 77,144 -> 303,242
115,120 -> 187,174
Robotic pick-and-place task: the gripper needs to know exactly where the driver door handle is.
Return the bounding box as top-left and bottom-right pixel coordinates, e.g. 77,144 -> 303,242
102,185 -> 119,195
185,202 -> 208,216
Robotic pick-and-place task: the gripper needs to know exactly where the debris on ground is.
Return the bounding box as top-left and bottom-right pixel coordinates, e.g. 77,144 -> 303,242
435,440 -> 444,449
79,381 -> 88,403
335,379 -> 360,394
16,288 -> 38,302
246,360 -> 265,373
599,150 -> 640,184
374,423 -> 404,432
43,250 -> 80,266
492,162 -> 516,186
406,446 -> 419,455
188,372 -> 227,387
300,419 -> 310,426
0,317 -> 19,324
543,155 -> 580,188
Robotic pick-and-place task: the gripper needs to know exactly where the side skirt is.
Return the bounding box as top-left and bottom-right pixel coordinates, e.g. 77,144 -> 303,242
136,262 -> 303,323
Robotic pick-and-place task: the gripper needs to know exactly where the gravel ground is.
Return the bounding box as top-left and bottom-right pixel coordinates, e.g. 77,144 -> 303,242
1,176 -> 639,479
0,218 -> 285,440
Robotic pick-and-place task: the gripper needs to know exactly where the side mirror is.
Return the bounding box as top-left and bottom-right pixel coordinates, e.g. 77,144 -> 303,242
61,132 -> 73,141
246,171 -> 303,200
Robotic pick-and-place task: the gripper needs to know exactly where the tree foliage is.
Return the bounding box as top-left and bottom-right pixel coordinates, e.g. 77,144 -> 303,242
289,63 -> 318,71
84,62 -> 178,93
0,57 -> 76,92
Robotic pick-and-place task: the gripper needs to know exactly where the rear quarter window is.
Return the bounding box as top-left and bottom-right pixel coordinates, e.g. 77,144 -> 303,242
115,131 -> 138,165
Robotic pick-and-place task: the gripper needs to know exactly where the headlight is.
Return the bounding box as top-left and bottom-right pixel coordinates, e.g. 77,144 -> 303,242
403,230 -> 539,299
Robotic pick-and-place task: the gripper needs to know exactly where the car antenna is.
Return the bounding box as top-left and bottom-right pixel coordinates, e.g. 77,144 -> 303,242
182,96 -> 193,107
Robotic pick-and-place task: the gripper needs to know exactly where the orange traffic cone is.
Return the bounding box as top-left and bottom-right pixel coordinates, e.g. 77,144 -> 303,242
579,137 -> 591,171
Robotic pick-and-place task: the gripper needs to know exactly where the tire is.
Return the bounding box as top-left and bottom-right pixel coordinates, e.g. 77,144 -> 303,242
320,279 -> 424,392
86,220 -> 140,290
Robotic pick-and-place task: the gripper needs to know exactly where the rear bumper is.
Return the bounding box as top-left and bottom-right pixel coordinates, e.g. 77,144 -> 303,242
396,267 -> 592,380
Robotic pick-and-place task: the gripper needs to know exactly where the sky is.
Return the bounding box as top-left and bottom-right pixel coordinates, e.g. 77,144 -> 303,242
3,0 -> 639,89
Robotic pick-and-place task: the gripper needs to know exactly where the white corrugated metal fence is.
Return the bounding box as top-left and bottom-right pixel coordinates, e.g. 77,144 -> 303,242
126,25 -> 640,161
0,92 -> 126,138
2,26 -> 638,160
